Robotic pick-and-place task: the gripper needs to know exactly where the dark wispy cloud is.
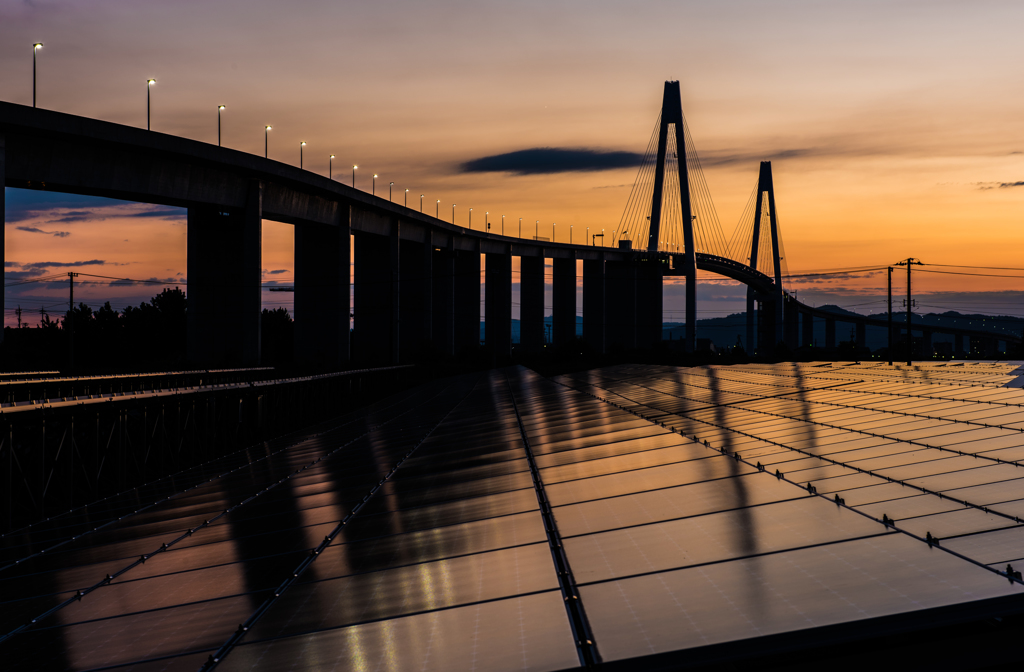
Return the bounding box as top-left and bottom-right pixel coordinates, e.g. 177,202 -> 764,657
974,180 -> 1024,190
460,147 -> 643,175
5,188 -> 186,223
22,260 -> 108,269
16,226 -> 72,238
265,269 -> 289,275
132,206 -> 187,220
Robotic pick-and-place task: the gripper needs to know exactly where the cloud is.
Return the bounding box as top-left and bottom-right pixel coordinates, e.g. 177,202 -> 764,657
16,225 -> 72,238
46,211 -> 96,224
460,147 -> 643,175
974,180 -> 1024,190
22,260 -> 108,269
266,269 -> 289,275
4,190 -> 131,223
131,206 -> 186,220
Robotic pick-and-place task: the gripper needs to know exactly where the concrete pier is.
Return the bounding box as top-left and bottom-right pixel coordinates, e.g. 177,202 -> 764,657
294,215 -> 350,366
186,181 -> 262,365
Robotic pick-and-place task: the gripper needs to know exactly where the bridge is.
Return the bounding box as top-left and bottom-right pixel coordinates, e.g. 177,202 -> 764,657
1,82 -> 1015,366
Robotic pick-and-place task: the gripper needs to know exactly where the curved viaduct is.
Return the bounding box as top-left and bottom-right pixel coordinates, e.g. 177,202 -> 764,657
0,101 -> 1013,365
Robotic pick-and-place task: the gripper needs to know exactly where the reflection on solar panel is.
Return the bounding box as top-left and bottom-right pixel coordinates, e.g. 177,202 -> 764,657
2,362 -> 1023,670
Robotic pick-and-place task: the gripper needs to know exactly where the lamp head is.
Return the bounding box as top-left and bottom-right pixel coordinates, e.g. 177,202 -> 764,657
330,154 -> 335,159
33,43 -> 43,50
301,141 -> 306,146
266,125 -> 272,131
353,165 -> 358,169
218,105 -> 225,110
147,79 -> 156,86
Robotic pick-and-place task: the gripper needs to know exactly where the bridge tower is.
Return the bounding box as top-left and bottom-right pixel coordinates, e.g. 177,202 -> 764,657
745,161 -> 785,352
648,81 -> 698,352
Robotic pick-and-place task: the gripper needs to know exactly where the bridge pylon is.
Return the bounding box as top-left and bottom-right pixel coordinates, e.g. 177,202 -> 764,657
648,81 -> 697,353
745,161 -> 785,353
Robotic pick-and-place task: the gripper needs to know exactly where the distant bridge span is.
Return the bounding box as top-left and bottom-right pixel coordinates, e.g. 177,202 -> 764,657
0,101 -> 1015,366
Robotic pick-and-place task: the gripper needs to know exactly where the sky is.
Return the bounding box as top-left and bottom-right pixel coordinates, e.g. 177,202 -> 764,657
2,0 -> 1023,325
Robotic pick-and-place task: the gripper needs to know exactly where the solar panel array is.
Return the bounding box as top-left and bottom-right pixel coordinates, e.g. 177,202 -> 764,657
1,362 -> 1023,670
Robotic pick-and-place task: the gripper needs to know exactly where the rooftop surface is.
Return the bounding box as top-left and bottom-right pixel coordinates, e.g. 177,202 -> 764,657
2,361 -> 1024,670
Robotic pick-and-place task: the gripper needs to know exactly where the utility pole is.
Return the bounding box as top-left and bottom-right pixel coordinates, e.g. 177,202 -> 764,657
68,272 -> 78,371
887,267 -> 893,365
898,258 -> 922,366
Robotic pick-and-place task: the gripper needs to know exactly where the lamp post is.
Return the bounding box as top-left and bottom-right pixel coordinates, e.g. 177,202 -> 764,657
570,225 -> 573,245
146,79 -> 156,130
300,141 -> 306,169
405,189 -> 409,207
502,214 -> 505,235
519,217 -> 522,238
352,165 -> 357,188
553,222 -> 556,242
535,220 -> 539,240
452,203 -> 456,224
389,182 -> 394,202
586,226 -> 589,245
373,174 -> 377,196
32,43 -> 43,108
420,194 -> 424,212
436,199 -> 440,218
469,208 -> 473,229
264,126 -> 272,158
329,155 -> 335,179
217,105 -> 225,146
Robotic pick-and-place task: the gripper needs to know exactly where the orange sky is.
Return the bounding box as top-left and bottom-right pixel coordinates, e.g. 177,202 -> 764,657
3,0 -> 1023,323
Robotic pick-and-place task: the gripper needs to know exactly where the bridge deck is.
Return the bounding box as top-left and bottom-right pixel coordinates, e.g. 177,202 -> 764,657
2,362 -> 1023,669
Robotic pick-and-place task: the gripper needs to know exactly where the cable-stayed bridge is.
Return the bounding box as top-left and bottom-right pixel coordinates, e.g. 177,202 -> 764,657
0,83 -> 1015,367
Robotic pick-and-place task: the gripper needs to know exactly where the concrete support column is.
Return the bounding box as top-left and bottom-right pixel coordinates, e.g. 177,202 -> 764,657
552,257 -> 576,345
825,317 -> 836,350
582,258 -> 606,354
519,255 -> 545,352
856,322 -> 867,352
432,248 -> 455,357
390,220 -> 400,364
636,258 -> 663,350
453,251 -> 480,353
0,134 -> 4,345
784,301 -> 799,349
758,298 -> 777,353
745,289 -> 756,353
186,180 -> 262,366
485,250 -> 512,359
353,231 -> 393,365
606,260 -> 636,350
399,239 -> 430,361
802,311 -> 814,349
294,214 -> 350,367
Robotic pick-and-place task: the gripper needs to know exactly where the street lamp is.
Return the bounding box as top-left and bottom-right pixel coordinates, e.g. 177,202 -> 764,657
217,105 -> 225,146
436,199 -> 440,218
452,203 -> 456,224
372,174 -> 377,196
405,189 -> 409,207
553,222 -> 556,242
329,155 -> 335,179
469,208 -> 473,229
420,194 -> 424,212
352,165 -> 357,188
32,43 -> 43,108
146,79 -> 156,130
519,217 -> 522,238
300,141 -> 306,169
389,182 -> 394,202
501,214 -> 505,235
535,220 -> 539,240
486,212 -> 490,231
264,126 -> 273,158
571,225 -> 573,245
